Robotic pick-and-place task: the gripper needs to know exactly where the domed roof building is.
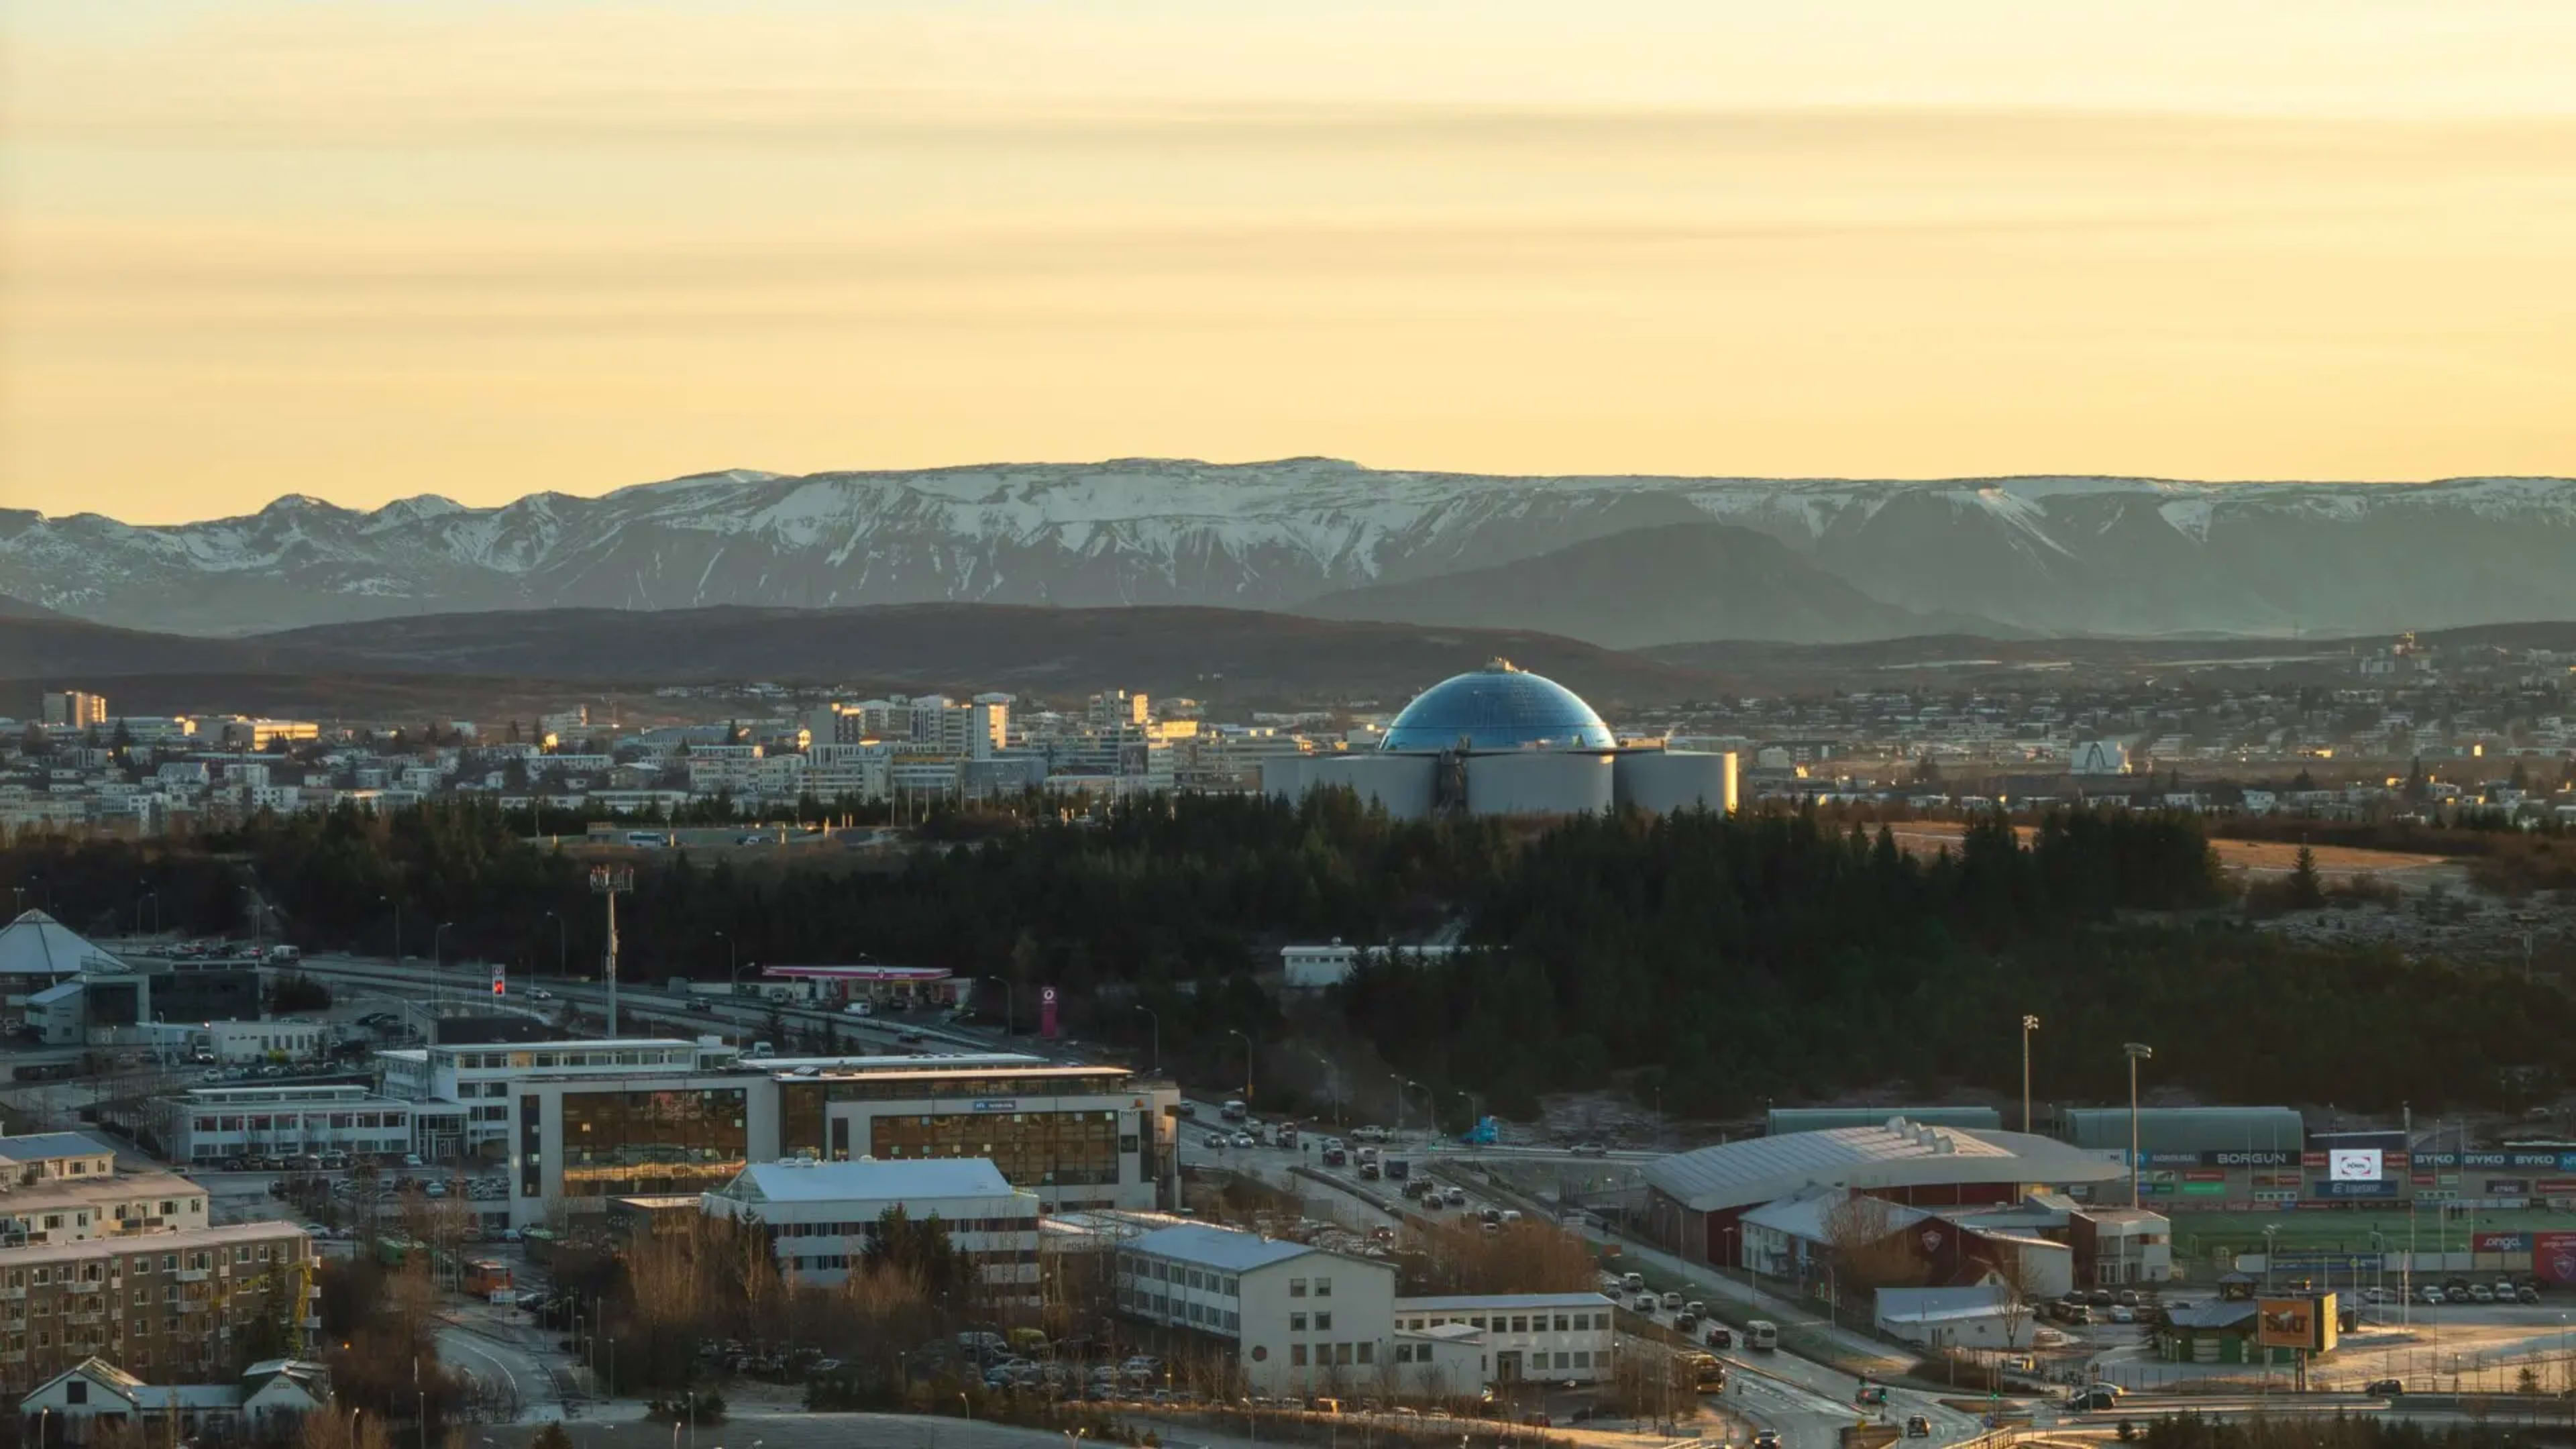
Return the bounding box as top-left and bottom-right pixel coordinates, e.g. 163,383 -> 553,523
1261,658 -> 1736,820
1377,660 -> 1617,753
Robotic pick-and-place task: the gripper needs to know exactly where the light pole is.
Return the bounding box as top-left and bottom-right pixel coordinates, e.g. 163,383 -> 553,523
1390,1073 -> 1409,1138
543,910 -> 566,979
1305,1051 -> 1341,1130
2021,1015 -> 2039,1133
1132,1003 -> 1160,1074
1226,1028 -> 1253,1107
381,894 -> 402,960
2123,1042 -> 2153,1210
2263,1224 -> 2279,1292
714,931 -> 739,989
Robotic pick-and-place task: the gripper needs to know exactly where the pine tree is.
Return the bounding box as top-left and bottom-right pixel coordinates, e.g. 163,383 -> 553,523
2288,845 -> 2326,908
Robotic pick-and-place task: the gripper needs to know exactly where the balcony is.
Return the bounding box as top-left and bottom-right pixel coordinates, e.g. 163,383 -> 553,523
66,1279 -> 104,1295
0,1285 -> 25,1301
176,1268 -> 210,1283
65,1311 -> 105,1327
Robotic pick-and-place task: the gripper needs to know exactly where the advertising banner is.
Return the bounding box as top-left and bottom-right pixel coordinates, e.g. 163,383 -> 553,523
1039,985 -> 1060,1039
2537,1179 -> 2576,1197
2485,1181 -> 2532,1196
2536,1233 -> 2576,1285
2473,1232 -> 2532,1252
2257,1295 -> 2339,1352
2184,1169 -> 2227,1183
2328,1148 -> 2385,1182
2316,1180 -> 2400,1198
2419,1151 -> 2576,1171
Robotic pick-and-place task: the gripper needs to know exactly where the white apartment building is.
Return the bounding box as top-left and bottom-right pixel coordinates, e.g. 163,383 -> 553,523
0,1136 -> 212,1248
140,1020 -> 328,1065
700,1159 -> 1039,1292
807,743 -> 892,802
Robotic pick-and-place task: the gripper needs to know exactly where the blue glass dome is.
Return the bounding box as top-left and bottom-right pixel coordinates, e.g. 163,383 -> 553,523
1379,659 -> 1616,752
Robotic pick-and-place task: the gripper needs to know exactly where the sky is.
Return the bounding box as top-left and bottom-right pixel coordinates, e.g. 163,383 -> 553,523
3,2 -> 2574,523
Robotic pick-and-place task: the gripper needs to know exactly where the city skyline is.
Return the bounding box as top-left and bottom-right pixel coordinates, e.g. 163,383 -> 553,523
4,2 -> 2574,521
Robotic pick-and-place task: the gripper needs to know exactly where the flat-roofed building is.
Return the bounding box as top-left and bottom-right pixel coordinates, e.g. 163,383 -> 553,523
487,1051 -> 1172,1227
150,1086 -> 415,1170
700,1158 -> 1039,1292
378,1037 -> 740,1163
1391,1292 -> 1616,1385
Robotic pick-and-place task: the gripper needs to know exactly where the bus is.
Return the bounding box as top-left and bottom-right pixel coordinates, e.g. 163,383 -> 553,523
1746,1320 -> 1780,1351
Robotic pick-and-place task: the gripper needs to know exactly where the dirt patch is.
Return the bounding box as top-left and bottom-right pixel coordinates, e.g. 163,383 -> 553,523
1884,822 -> 2448,881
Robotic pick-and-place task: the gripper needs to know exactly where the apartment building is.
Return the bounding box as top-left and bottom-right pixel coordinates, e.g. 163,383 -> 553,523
1114,1224 -> 1395,1397
700,1158 -> 1040,1293
0,1221 -> 317,1396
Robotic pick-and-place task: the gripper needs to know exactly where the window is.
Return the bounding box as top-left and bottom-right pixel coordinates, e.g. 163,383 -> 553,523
1313,1276 -> 1332,1297
1289,1277 -> 1306,1298
1574,1351 -> 1591,1368
1291,1344 -> 1307,1367
1554,1314 -> 1570,1332
1356,1342 -> 1373,1365
1314,1312 -> 1332,1332
1554,1352 -> 1570,1369
1334,1343 -> 1353,1366
1290,1313 -> 1306,1332
1395,1344 -> 1414,1364
1511,1316 -> 1528,1333
1470,1316 -> 1486,1330
66,1380 -> 87,1405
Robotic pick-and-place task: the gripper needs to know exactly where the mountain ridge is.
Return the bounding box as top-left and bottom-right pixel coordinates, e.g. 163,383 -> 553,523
4,459 -> 2571,639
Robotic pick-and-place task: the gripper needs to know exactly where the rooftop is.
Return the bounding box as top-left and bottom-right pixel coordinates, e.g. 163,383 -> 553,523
1642,1120 -> 2123,1214
2057,1106 -> 2304,1152
1125,1224 -> 1336,1275
0,1220 -> 309,1269
714,1159 -> 1021,1204
1396,1292 -> 1617,1310
0,1132 -> 117,1165
0,910 -> 119,979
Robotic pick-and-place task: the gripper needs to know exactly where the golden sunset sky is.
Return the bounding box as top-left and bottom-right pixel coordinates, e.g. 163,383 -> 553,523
4,1 -> 2573,523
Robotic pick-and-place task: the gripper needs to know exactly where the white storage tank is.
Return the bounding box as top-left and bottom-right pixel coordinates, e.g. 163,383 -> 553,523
1304,753 -> 1438,820
1613,749 -> 1739,816
1466,751 -> 1613,816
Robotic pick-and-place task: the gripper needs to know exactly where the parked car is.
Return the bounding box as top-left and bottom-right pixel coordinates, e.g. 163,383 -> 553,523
2469,1285 -> 2496,1303
2518,1285 -> 2542,1303
2108,1305 -> 2135,1324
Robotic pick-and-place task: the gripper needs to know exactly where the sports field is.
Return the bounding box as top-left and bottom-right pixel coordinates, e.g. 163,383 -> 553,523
2170,1208 -> 2572,1256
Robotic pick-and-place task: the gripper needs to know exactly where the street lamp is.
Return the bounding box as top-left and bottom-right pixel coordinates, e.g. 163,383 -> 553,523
380,894 -> 402,960
1305,1050 -> 1342,1130
542,910 -> 567,979
1226,1028 -> 1254,1107
435,921 -> 456,971
714,930 -> 738,988
2020,1015 -> 2039,1133
2123,1042 -> 2154,1210
1132,1004 -> 1160,1074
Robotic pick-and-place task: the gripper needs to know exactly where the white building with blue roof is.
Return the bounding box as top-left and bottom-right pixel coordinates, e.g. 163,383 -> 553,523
701,1157 -> 1039,1292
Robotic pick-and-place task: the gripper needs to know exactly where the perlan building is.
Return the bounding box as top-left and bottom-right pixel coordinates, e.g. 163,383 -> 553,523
1261,659 -> 1735,820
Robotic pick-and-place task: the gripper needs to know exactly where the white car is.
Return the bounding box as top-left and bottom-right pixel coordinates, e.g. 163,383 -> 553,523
530,988 -> 555,1001
1204,1135 -> 1229,1150
1231,1132 -> 1257,1148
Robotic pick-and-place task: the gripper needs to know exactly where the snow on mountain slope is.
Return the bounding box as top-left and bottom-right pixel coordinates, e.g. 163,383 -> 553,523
1,461 -> 2571,639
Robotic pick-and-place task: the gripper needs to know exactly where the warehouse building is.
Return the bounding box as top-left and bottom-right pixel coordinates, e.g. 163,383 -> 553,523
1261,660 -> 1736,820
1640,1118 -> 2125,1269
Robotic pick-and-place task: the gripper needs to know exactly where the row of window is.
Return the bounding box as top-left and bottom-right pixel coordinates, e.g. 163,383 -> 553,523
1119,1256 -> 1242,1297
449,1049 -> 690,1070
3,1243 -> 290,1287
192,1113 -> 408,1132
1287,1342 -> 1371,1368
1400,1311 -> 1605,1334
773,1218 -> 1032,1237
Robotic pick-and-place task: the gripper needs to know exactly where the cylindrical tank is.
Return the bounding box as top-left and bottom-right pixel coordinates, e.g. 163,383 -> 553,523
1258,755 -> 1311,802
1307,753 -> 1437,820
1464,751 -> 1613,816
1613,749 -> 1739,815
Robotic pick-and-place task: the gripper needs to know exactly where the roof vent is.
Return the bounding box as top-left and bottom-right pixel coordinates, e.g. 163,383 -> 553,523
1916,1128 -> 1939,1149
1887,1116 -> 1909,1136
1934,1137 -> 1955,1155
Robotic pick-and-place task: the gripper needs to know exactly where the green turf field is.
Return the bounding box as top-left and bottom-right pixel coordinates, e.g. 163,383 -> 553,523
2170,1208 -> 2574,1256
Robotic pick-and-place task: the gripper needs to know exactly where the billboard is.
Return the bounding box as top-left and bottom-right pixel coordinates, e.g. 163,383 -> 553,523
2473,1232 -> 2531,1252
2257,1294 -> 2339,1353
2328,1148 -> 2384,1182
2536,1233 -> 2576,1285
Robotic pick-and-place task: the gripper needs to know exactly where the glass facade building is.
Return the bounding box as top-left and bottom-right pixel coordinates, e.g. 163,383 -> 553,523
559,1087 -> 749,1197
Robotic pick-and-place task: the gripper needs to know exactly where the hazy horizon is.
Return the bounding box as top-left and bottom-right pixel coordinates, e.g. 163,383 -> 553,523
6,2 -> 2574,523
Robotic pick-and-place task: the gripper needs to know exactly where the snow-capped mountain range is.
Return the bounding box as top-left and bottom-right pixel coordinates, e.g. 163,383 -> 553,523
5,459 -> 2572,642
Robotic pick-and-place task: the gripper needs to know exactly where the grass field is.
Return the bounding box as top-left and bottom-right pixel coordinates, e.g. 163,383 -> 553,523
2171,1209 -> 2571,1256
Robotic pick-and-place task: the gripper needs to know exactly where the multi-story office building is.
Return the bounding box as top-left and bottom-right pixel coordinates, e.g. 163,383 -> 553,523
504,1052 -> 1177,1227
0,1221 -> 316,1396
700,1158 -> 1040,1292
378,1038 -> 740,1163
152,1086 -> 418,1169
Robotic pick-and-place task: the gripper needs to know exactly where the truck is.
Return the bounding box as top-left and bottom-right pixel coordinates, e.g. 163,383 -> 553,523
1385,1157 -> 1410,1180
266,944 -> 301,963
1275,1123 -> 1300,1150
1222,1099 -> 1248,1122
